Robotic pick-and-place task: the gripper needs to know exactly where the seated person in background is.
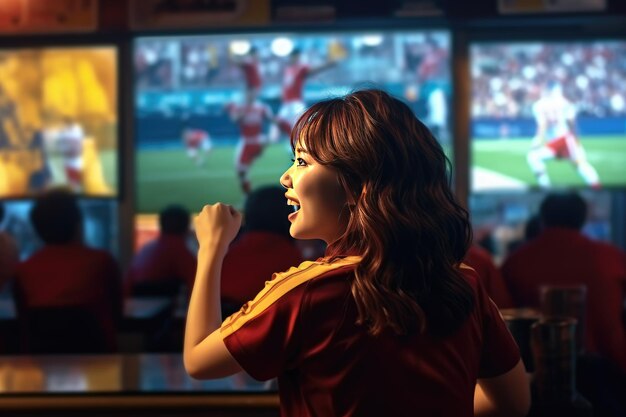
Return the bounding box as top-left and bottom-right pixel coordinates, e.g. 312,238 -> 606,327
464,244 -> 513,308
221,186 -> 303,308
0,201 -> 19,290
126,204 -> 196,298
13,188 -> 122,352
506,214 -> 542,256
502,192 -> 626,373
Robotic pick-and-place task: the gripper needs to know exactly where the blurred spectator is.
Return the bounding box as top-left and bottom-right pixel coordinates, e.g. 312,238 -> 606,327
501,192 -> 626,373
0,201 -> 19,290
221,186 -> 303,310
126,204 -> 196,298
464,244 -> 513,308
13,189 -> 122,352
506,214 -> 541,255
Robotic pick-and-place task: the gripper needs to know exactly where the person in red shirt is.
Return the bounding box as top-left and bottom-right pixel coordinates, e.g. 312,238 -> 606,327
226,89 -> 274,194
502,192 -> 626,373
465,244 -> 514,308
13,189 -> 122,352
126,204 -> 196,298
221,186 -> 302,312
184,89 -> 529,417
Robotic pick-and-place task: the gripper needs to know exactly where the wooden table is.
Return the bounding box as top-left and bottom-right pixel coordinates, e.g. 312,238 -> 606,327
0,353 -> 279,417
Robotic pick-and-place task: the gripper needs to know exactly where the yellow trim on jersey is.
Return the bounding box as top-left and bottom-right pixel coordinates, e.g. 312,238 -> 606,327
459,262 -> 474,271
221,256 -> 361,338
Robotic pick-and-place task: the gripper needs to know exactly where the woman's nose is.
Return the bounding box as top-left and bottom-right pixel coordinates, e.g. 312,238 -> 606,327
279,168 -> 292,189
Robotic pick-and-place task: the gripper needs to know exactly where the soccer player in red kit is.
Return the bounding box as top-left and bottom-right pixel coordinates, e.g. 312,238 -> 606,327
232,46 -> 262,98
226,89 -> 274,194
270,48 -> 337,142
182,127 -> 212,167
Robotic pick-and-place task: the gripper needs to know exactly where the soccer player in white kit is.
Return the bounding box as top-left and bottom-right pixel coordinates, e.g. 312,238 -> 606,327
527,82 -> 600,188
53,118 -> 85,191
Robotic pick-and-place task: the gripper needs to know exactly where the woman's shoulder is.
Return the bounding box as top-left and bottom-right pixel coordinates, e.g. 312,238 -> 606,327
458,262 -> 481,288
269,256 -> 361,288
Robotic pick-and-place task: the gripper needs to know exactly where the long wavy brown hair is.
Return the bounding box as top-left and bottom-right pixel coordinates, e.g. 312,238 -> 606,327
291,89 -> 474,337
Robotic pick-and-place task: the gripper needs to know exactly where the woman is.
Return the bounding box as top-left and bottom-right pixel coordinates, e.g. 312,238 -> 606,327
184,89 -> 530,417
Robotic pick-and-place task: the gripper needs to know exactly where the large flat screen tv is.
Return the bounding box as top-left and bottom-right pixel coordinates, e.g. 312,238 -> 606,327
134,29 -> 451,213
0,46 -> 119,199
470,40 -> 626,192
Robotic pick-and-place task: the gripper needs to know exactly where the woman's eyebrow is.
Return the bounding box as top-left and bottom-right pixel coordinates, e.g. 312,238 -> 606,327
295,147 -> 309,154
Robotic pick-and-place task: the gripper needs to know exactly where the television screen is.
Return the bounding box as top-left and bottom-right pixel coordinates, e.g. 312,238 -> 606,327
134,30 -> 451,213
0,46 -> 119,199
470,40 -> 626,192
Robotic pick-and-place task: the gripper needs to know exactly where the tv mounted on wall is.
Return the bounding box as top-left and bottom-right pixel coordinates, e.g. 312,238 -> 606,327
134,29 -> 452,213
470,40 -> 626,192
0,46 -> 119,199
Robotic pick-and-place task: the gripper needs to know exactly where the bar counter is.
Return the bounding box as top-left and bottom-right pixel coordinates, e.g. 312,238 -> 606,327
0,354 -> 279,417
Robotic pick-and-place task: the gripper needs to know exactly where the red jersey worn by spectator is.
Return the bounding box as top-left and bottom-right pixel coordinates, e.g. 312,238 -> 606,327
221,256 -> 520,417
501,227 -> 626,371
221,231 -> 303,306
464,244 -> 514,308
14,244 -> 122,351
125,234 -> 196,297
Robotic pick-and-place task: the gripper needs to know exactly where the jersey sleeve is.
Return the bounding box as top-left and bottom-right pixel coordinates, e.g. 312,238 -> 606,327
477,276 -> 521,378
219,258 -> 360,381
220,263 -> 317,381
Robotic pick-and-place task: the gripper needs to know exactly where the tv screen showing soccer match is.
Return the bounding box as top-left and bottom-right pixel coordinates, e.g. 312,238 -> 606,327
134,30 -> 451,213
470,40 -> 626,192
0,46 -> 119,198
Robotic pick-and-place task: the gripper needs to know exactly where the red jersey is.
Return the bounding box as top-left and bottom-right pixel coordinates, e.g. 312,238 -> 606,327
464,245 -> 514,308
501,227 -> 626,371
282,64 -> 309,102
14,244 -> 122,351
125,235 -> 196,297
183,129 -> 209,148
231,102 -> 272,140
221,231 -> 303,305
221,256 -> 520,417
240,59 -> 262,89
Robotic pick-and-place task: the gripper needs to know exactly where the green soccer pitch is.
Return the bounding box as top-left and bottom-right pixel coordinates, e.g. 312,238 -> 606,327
471,136 -> 626,191
137,142 -> 455,214
136,143 -> 293,214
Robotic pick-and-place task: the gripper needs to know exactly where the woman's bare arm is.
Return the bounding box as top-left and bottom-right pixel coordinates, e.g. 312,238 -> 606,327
474,359 -> 531,417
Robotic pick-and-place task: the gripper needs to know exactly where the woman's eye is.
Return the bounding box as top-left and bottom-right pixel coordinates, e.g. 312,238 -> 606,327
296,158 -> 307,166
